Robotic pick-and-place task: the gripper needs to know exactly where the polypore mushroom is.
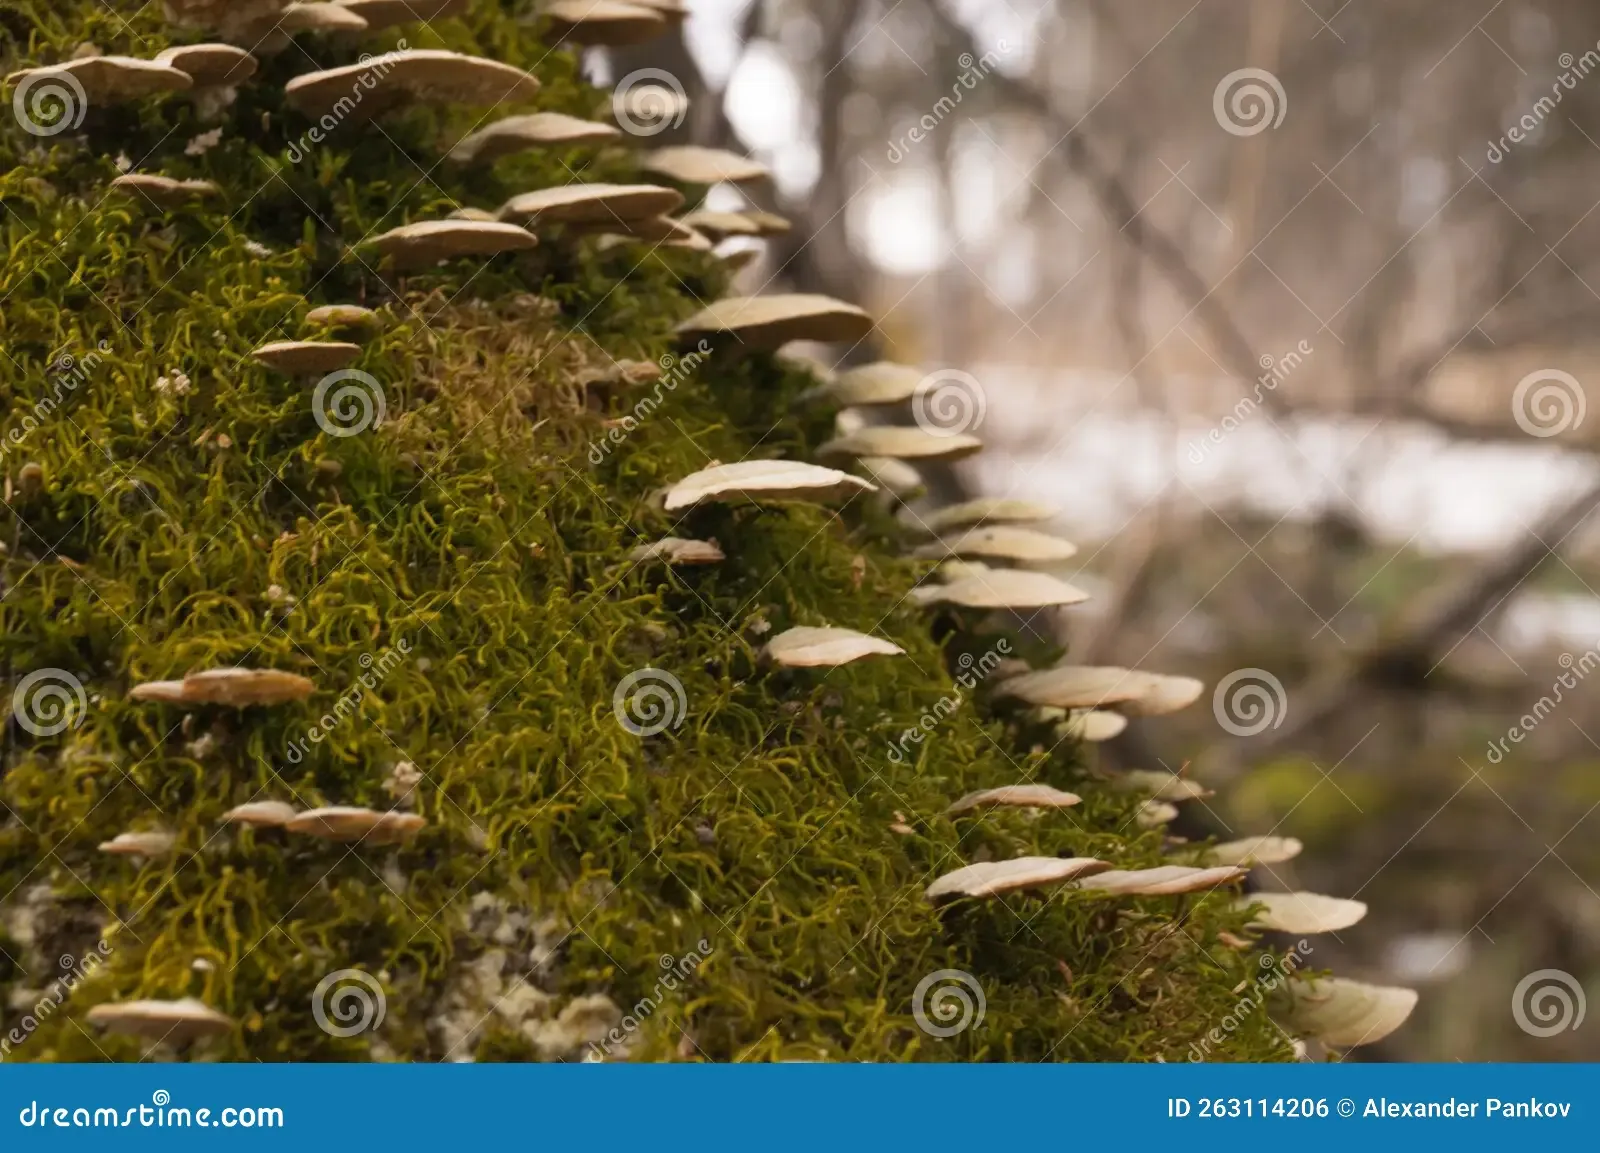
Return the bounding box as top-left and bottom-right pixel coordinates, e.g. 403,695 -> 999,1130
285,806 -> 426,844
335,0 -> 472,29
220,801 -> 300,828
152,44 -> 257,87
108,173 -> 220,208
818,426 -> 983,463
641,145 -> 771,186
663,460 -> 876,511
675,294 -> 874,349
901,498 -> 1058,536
1056,710 -> 1128,742
284,50 -> 540,121
1075,865 -> 1248,896
856,456 -> 923,499
908,568 -> 1089,610
926,856 -> 1110,902
368,219 -> 538,267
86,998 -> 234,1041
763,626 -> 904,668
994,666 -> 1204,716
497,182 -> 683,227
250,340 -> 362,375
1281,977 -> 1418,1047
628,537 -> 725,565
912,526 -> 1078,564
1203,835 -> 1303,867
305,304 -> 380,334
1243,892 -> 1368,934
945,784 -> 1082,816
448,112 -> 622,164
129,668 -> 315,707
541,0 -> 668,46
1110,769 -> 1212,802
5,55 -> 192,105
98,830 -> 176,857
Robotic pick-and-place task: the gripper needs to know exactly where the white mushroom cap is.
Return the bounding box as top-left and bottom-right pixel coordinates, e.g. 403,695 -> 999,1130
1136,800 -> 1179,828
109,173 -> 220,207
541,0 -> 669,46
335,0 -> 472,30
675,295 -> 874,349
1203,835 -> 1303,867
678,210 -> 763,241
611,81 -> 689,130
926,856 -> 1111,902
901,498 -> 1059,536
663,460 -> 876,511
583,215 -> 710,248
448,112 -> 622,164
284,50 -> 540,120
1282,976 -> 1418,1047
130,668 -> 315,707
498,183 -> 684,226
641,145 -> 772,185
8,55 -> 194,105
995,666 -> 1204,716
1056,710 -> 1128,742
285,806 -> 426,844
250,340 -> 363,375
305,303 -> 380,332
1075,865 -> 1248,896
819,362 -> 924,406
819,426 -> 983,463
448,207 -> 500,222
856,456 -> 923,499
908,568 -> 1089,610
945,784 -> 1082,815
1244,892 -> 1368,934
763,626 -> 905,668
86,997 -> 234,1041
220,801 -> 300,828
98,830 -> 177,857
912,526 -> 1077,564
368,219 -> 538,266
1111,769 -> 1212,802
628,537 -> 725,565
152,44 -> 258,87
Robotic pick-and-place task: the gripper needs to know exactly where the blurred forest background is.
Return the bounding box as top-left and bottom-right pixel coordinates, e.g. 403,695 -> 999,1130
602,0 -> 1600,1061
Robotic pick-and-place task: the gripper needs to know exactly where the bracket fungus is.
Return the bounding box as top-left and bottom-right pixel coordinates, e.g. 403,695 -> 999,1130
945,784 -> 1083,816
152,44 -> 257,87
675,295 -> 874,349
995,666 -> 1204,716
98,830 -> 177,857
369,219 -> 538,267
129,668 -> 315,708
1281,977 -> 1418,1048
1111,769 -> 1213,802
6,55 -> 191,110
903,497 -> 1058,536
1243,892 -> 1368,934
250,340 -> 363,375
663,460 -> 876,511
926,856 -> 1111,902
336,0 -> 472,29
86,998 -> 234,1041
912,525 -> 1078,564
498,183 -> 684,227
1055,709 -> 1129,742
219,801 -> 300,829
448,112 -> 622,164
641,145 -> 772,186
908,568 -> 1090,610
304,303 -> 380,333
856,456 -> 923,499
1203,835 -> 1303,867
818,426 -> 984,463
541,0 -> 669,46
285,51 -> 540,121
763,626 -> 905,668
628,537 -> 725,566
1075,865 -> 1248,896
108,173 -> 221,208
285,806 -> 426,844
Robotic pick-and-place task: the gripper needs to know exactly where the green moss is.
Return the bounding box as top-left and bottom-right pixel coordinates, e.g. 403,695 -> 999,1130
0,1 -> 1293,1062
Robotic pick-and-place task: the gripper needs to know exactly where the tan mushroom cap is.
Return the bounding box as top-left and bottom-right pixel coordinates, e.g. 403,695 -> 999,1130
285,806 -> 426,844
369,219 -> 538,266
448,207 -> 499,222
284,50 -> 540,120
305,304 -> 380,333
995,665 -> 1204,716
263,3 -> 371,40
449,112 -> 622,164
818,426 -> 983,463
1111,769 -> 1212,802
642,145 -> 772,186
220,800 -> 300,828
587,215 -> 710,247
856,456 -> 923,499
130,668 -> 315,707
86,997 -> 234,1041
909,568 -> 1090,610
1204,835 -> 1303,867
1282,976 -> 1418,1047
912,526 -> 1078,564
676,295 -> 874,349
1135,799 -> 1179,828
679,210 -> 763,240
542,0 -> 669,46
612,82 -> 690,130
336,0 -> 472,29
926,856 -> 1111,902
1244,892 -> 1368,934
627,0 -> 689,16
98,830 -> 176,857
108,174 -> 220,206
152,44 -> 258,87
946,784 -> 1083,816
250,340 -> 363,375
6,56 -> 192,104
814,362 -> 924,407
663,460 -> 876,511
629,537 -> 725,566
764,626 -> 905,668
1076,865 -> 1248,896
498,183 -> 684,227
902,497 -> 1059,536
1056,709 -> 1128,742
